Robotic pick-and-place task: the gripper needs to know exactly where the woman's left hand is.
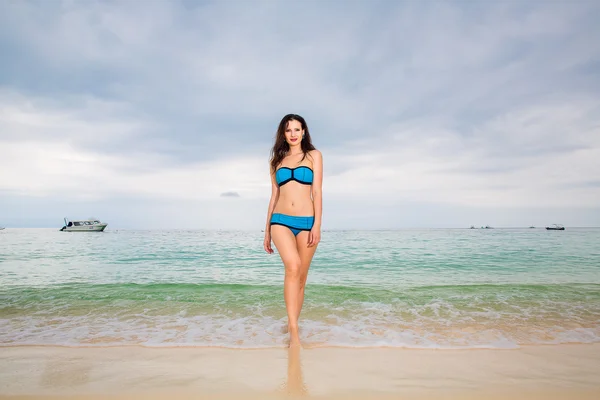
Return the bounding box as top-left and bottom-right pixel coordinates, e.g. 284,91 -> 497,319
308,227 -> 321,247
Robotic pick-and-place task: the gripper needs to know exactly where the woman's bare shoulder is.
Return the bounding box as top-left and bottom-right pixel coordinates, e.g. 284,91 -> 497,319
307,149 -> 322,160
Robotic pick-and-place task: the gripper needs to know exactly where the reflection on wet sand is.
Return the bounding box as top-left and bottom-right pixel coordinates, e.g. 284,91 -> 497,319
283,345 -> 308,397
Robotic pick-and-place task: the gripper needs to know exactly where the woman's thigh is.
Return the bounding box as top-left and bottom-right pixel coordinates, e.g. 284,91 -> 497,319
295,231 -> 318,275
271,225 -> 301,268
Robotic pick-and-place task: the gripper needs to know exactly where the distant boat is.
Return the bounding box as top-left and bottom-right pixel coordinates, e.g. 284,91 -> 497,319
470,225 -> 475,229
545,224 -> 565,231
529,226 -> 535,229
0,227 -> 5,230
60,217 -> 108,232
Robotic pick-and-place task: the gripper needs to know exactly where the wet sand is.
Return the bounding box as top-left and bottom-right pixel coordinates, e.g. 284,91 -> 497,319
1,344 -> 599,399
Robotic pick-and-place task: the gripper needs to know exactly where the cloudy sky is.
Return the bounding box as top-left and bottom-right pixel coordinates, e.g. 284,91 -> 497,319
1,0 -> 599,229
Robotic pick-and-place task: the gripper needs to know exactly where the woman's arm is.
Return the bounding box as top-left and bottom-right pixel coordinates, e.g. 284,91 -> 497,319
265,167 -> 280,232
264,167 -> 280,254
309,150 -> 323,247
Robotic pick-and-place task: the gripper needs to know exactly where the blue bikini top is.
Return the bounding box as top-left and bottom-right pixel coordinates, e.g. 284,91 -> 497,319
275,166 -> 313,186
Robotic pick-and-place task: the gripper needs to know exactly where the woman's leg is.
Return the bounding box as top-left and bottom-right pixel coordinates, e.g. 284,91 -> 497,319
271,224 -> 303,346
294,231 -> 318,321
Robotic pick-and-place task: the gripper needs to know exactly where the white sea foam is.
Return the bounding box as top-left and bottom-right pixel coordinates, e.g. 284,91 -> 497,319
2,311 -> 599,349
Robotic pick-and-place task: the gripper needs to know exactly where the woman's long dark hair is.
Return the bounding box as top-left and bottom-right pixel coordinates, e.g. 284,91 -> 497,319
270,114 -> 316,173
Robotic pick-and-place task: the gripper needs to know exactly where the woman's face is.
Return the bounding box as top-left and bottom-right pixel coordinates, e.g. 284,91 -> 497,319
284,119 -> 304,146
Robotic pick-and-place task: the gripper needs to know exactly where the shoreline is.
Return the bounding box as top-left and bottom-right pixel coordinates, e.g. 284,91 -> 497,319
1,344 -> 599,399
0,341 -> 598,350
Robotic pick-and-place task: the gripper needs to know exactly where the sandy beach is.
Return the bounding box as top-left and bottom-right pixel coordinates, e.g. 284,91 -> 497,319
1,344 -> 599,399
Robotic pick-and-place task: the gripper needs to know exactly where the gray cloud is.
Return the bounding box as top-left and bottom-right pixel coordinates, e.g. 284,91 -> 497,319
0,0 -> 599,227
220,191 -> 240,198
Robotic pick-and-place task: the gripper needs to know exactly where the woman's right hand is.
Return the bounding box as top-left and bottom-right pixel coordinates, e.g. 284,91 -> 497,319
264,233 -> 274,254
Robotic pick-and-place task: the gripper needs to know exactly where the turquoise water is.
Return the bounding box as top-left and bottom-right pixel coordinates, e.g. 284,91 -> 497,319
1,228 -> 599,349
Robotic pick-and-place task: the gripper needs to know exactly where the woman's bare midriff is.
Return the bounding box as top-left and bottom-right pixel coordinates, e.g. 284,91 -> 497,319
273,183 -> 314,216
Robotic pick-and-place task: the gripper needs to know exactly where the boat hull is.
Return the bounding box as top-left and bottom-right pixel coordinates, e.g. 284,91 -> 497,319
546,227 -> 565,230
61,224 -> 107,232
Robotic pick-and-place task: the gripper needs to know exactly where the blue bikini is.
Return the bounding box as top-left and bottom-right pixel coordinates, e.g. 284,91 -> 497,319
275,166 -> 313,187
270,166 -> 315,236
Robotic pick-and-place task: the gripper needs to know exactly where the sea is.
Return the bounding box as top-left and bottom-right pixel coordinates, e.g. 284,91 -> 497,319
1,228 -> 599,349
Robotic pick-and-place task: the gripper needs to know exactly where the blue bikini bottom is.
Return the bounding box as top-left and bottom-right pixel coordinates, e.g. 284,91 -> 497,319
270,213 -> 314,236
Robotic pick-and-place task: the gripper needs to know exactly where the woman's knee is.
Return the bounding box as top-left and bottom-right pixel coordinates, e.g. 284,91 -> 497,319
285,259 -> 302,279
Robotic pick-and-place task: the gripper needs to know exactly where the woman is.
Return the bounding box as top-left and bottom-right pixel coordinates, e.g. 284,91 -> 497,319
264,113 -> 323,348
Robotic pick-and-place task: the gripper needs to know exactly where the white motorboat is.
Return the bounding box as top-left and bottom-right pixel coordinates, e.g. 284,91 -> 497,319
60,217 -> 108,232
